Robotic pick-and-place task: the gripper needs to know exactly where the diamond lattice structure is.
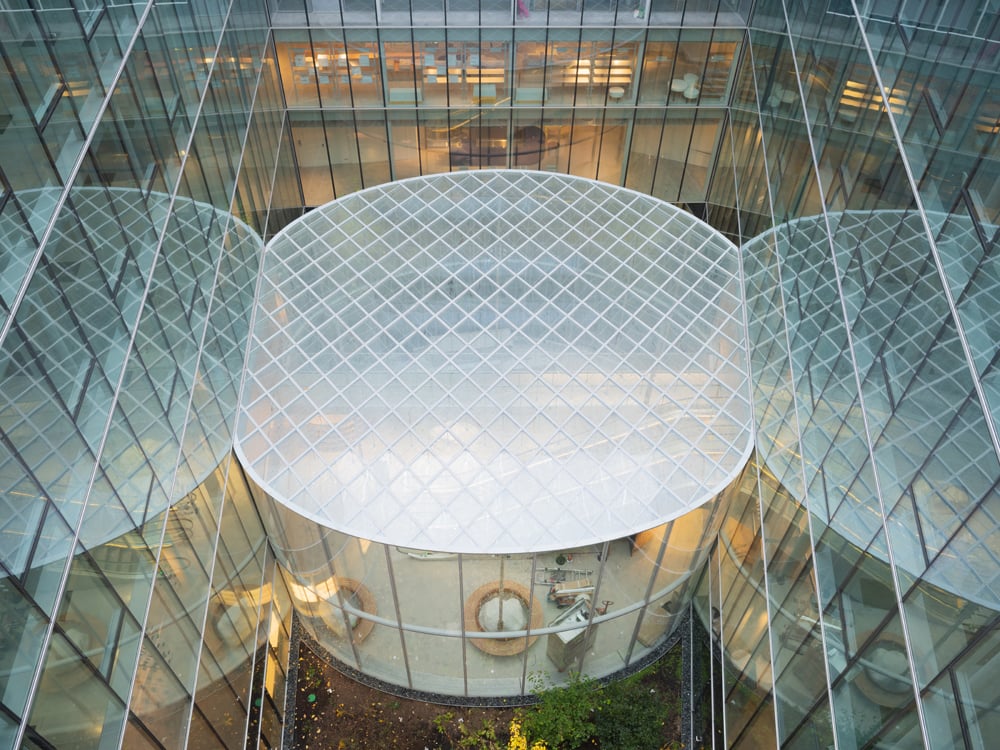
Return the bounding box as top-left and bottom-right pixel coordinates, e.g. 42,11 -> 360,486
237,171 -> 752,553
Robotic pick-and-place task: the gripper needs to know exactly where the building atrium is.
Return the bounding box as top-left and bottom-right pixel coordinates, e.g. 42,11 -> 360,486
0,0 -> 997,749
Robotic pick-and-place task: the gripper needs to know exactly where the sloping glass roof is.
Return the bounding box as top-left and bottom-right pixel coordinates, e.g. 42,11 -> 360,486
237,171 -> 752,553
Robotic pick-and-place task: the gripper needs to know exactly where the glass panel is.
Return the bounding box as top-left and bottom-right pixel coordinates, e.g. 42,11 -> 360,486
356,113 -> 392,187
406,630 -> 465,695
0,577 -> 48,718
27,630 -> 127,750
130,636 -> 192,748
195,654 -> 248,750
356,620 -> 409,689
22,504 -> 74,616
392,547 -> 462,630
595,108 -> 628,184
461,552 -> 544,694
56,548 -> 137,690
923,669 -> 968,750
951,610 -> 1000,748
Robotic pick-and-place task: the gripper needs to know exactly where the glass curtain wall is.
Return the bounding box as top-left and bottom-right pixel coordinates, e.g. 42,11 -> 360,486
257,480 -> 735,698
0,0 -> 283,747
262,24 -> 744,222
711,1 -> 1000,748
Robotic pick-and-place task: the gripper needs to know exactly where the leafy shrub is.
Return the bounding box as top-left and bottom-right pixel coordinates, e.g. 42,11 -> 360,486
433,711 -> 504,750
519,672 -> 597,750
591,676 -> 670,750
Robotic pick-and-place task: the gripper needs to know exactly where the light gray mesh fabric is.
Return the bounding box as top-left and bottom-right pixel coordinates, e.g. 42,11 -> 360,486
237,171 -> 751,553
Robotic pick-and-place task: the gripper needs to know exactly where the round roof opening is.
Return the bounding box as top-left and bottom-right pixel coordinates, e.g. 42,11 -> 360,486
237,171 -> 751,553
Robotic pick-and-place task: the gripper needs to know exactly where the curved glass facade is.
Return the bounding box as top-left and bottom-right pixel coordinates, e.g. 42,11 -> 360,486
0,185 -> 276,747
240,171 -> 751,695
0,0 -> 997,745
260,480 -> 737,696
239,171 -> 751,548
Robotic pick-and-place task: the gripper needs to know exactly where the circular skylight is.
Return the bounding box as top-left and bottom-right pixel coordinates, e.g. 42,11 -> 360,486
237,171 -> 751,553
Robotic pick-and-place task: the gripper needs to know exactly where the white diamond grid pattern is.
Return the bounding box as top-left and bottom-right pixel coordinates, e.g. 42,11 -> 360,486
0,189 -> 260,566
238,171 -> 752,554
751,210 -> 1000,606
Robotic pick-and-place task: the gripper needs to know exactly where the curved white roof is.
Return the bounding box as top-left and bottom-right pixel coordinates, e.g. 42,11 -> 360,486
236,171 -> 752,553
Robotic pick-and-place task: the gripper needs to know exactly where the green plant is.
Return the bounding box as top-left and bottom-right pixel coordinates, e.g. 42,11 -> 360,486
591,675 -> 670,749
520,672 -> 597,749
302,660 -> 323,689
433,711 -> 504,750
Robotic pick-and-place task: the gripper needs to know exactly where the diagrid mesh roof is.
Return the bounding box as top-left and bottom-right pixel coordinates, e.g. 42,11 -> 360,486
236,171 -> 752,553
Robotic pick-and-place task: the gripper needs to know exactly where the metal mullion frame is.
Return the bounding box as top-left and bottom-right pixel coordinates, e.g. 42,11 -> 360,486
525,251 -> 596,352
583,247 -> 648,350
80,4 -> 106,43
500,33 -> 515,168
728,694 -> 777,748
381,29 -> 417,178
409,32 -> 429,177
0,521 -> 68,625
956,182 -> 998,253
186,481 -> 270,750
711,544 -> 729,750
457,553 -> 469,696
644,87 -> 672,198
902,484 -> 936,570
781,686 -> 843,747
150,232 -> 201,330
863,312 -> 977,447
624,524 -> 670,665
416,106 -> 443,175
311,109 -> 347,200
675,103 -> 706,203
100,85 -> 155,189
518,552 -> 540,695
46,188 -> 132,306
334,39 -> 369,189
4,294 -> 107,441
158,503 -> 216,588
819,434 -> 876,529
529,28 -> 553,166
188,702 -> 234,749
947,666 -> 977,750
497,255 -> 611,450
615,33 -> 643,185
412,307 -> 485,431
923,603 -> 1000,708
590,27 -> 628,181
381,43 -> 399,183
122,320 -> 180,426
560,28 -> 587,168
383,545 -> 414,689
100,411 -> 164,529
570,540 -> 609,675
303,550 -> 360,672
